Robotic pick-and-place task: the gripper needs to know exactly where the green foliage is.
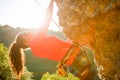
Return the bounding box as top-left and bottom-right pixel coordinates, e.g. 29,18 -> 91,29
41,72 -> 80,80
20,67 -> 33,80
0,43 -> 33,80
0,43 -> 15,80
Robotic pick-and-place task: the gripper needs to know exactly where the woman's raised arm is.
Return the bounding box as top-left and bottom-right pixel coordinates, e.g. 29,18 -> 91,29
31,0 -> 54,47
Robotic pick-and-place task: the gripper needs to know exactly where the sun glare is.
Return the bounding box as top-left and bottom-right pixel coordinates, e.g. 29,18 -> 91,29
0,0 -> 60,31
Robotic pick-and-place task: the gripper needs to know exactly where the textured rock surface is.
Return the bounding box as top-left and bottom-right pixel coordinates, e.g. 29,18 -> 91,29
55,0 -> 120,80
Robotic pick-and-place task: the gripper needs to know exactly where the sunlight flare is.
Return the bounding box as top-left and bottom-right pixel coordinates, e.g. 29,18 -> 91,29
0,0 -> 60,31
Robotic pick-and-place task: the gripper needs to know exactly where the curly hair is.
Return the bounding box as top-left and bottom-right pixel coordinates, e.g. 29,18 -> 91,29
9,32 -> 30,79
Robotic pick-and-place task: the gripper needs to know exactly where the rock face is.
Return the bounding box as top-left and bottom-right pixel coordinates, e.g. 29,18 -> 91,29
55,0 -> 120,80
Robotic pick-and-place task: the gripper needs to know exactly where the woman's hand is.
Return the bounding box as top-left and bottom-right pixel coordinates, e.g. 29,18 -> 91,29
46,0 -> 54,16
43,0 -> 54,25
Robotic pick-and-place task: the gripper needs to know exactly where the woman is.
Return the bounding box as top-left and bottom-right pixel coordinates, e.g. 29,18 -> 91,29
9,31 -> 33,79
9,0 -> 72,79
9,0 -> 99,80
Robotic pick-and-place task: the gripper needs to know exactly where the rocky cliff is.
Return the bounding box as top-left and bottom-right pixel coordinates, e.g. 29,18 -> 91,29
55,0 -> 120,80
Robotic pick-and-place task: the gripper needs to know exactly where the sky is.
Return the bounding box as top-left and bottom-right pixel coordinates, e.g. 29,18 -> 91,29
0,0 -> 60,31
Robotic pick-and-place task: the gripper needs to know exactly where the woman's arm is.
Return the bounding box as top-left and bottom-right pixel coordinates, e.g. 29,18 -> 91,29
31,0 -> 54,46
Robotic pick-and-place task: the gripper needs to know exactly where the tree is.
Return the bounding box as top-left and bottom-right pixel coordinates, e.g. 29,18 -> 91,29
0,43 -> 14,80
41,72 -> 80,80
